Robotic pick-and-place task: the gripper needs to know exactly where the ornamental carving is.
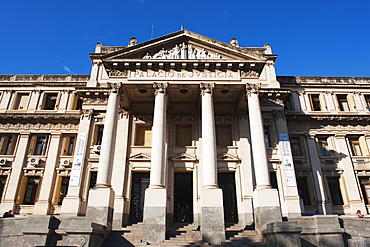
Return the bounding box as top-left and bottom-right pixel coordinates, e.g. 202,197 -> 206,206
107,69 -> 128,77
143,42 -> 222,60
200,83 -> 215,95
153,82 -> 168,95
246,83 -> 261,96
241,70 -> 259,78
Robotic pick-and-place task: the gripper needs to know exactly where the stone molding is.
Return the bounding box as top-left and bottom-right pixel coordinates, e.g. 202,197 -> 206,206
200,82 -> 215,96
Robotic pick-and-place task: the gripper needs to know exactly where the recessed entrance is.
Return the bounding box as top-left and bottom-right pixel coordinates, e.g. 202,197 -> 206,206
129,172 -> 150,223
174,172 -> 193,222
218,172 -> 238,223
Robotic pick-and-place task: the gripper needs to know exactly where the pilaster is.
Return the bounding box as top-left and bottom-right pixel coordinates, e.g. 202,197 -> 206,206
61,109 -> 94,216
0,89 -> 13,111
0,133 -> 29,213
34,133 -> 62,215
273,110 -> 301,218
305,134 -> 333,214
334,134 -> 366,214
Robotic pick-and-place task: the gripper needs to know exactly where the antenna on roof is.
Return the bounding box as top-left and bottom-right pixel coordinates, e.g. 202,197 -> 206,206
151,24 -> 154,40
181,23 -> 184,30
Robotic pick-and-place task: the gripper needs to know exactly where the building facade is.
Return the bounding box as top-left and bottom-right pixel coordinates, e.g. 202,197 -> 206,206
0,30 -> 369,246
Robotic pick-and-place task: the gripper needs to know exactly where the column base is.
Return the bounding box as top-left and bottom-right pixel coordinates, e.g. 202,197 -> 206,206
85,187 -> 115,228
33,200 -> 51,215
253,189 -> 282,234
60,195 -> 82,217
201,188 -> 225,245
142,188 -> 167,244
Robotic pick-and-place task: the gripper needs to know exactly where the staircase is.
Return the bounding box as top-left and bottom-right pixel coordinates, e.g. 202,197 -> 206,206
103,222 -> 267,246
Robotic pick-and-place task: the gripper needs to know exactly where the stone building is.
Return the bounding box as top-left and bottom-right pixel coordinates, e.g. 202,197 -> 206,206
0,30 -> 370,246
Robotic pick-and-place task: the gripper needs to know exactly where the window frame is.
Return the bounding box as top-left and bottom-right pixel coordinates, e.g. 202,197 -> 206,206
12,92 -> 30,110
22,176 -> 40,205
29,134 -> 50,156
0,134 -> 18,155
309,94 -> 321,111
39,92 -> 59,110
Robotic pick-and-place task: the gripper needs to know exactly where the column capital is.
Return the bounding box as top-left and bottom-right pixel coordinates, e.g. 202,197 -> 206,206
153,82 -> 168,95
200,82 -> 215,96
108,82 -> 122,94
246,83 -> 261,96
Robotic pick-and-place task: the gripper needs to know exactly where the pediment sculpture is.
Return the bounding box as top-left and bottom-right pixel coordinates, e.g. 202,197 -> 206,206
143,42 -> 223,60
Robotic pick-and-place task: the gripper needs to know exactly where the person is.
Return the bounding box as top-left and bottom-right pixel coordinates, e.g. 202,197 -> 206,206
356,210 -> 364,218
3,210 -> 14,218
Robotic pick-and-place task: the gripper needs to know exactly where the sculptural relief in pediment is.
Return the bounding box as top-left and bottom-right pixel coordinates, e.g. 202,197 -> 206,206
142,42 -> 222,60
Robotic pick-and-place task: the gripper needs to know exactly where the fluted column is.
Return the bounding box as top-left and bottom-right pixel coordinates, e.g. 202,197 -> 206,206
200,83 -> 218,189
246,84 -> 271,189
96,83 -> 121,187
149,82 -> 168,188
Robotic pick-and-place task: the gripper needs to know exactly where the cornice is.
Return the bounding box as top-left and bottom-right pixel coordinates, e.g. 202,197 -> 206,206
286,113 -> 370,122
0,112 -> 81,120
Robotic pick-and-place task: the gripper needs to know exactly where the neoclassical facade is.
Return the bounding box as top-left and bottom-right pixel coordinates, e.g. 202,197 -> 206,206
0,30 -> 369,246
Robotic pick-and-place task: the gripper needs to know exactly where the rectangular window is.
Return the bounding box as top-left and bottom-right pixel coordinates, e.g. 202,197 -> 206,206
327,177 -> 344,205
364,95 -> 370,111
29,134 -> 50,155
57,177 -> 69,205
216,125 -> 232,147
0,176 -> 7,202
23,176 -> 40,205
89,171 -> 97,189
310,94 -> 321,111
337,94 -> 350,111
134,125 -> 152,146
349,138 -> 362,156
94,125 -> 104,145
13,93 -> 29,110
284,95 -> 293,111
0,134 -> 18,155
175,124 -> 192,146
318,138 -> 331,156
62,134 -> 76,156
359,177 -> 370,205
41,93 -> 58,110
264,126 -> 271,147
297,177 -> 311,206
290,138 -> 302,156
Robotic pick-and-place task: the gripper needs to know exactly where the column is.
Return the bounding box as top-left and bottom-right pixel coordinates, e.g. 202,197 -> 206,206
86,83 -> 120,227
273,110 -> 301,218
142,82 -> 168,244
334,134 -> 366,214
0,133 -> 29,213
305,134 -> 332,214
199,83 -> 225,245
34,133 -> 62,215
246,83 -> 281,233
111,110 -> 131,229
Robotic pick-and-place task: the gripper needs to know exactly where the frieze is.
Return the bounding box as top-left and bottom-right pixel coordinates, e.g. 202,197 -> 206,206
240,70 -> 259,78
143,42 -> 223,60
0,75 -> 89,83
107,69 -> 128,77
129,69 -> 240,81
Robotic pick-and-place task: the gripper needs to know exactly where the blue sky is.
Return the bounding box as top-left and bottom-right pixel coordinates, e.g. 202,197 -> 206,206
1,0 -> 369,77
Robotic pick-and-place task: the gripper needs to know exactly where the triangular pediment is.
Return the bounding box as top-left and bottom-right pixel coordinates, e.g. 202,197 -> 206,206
171,152 -> 197,161
128,153 -> 151,161
217,153 -> 240,162
101,30 -> 267,62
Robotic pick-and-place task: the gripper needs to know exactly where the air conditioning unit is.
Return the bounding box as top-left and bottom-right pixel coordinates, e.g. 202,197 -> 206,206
0,158 -> 7,165
30,157 -> 40,166
93,145 -> 102,152
60,159 -> 70,167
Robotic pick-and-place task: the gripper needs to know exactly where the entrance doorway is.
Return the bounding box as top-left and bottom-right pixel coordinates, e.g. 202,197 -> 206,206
218,172 -> 238,223
129,172 -> 150,223
174,172 -> 193,222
